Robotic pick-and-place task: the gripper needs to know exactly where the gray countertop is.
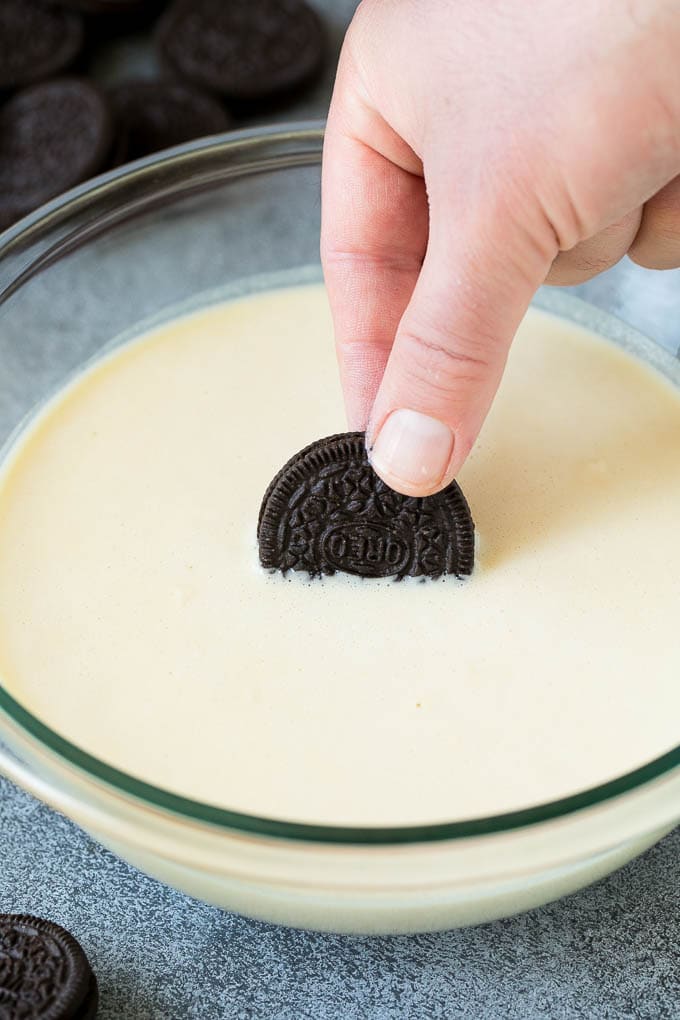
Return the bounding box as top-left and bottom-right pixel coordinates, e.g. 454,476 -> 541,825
1,3 -> 679,1017
1,777 -> 678,1020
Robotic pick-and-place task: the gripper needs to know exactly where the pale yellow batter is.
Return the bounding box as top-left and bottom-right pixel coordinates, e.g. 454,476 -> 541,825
0,284 -> 678,825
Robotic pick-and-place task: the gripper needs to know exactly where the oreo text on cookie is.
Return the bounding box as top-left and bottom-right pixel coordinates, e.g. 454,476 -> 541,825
258,433 -> 475,581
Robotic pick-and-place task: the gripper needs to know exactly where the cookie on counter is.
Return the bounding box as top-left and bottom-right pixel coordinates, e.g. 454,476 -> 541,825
0,914 -> 98,1019
156,0 -> 325,106
0,78 -> 114,232
109,79 -> 231,162
0,0 -> 85,93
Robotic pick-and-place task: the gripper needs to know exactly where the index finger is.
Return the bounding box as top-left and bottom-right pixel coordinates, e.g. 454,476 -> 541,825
320,90 -> 428,429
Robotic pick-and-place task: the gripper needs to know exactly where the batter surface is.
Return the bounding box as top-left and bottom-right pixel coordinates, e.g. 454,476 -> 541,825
0,283 -> 678,825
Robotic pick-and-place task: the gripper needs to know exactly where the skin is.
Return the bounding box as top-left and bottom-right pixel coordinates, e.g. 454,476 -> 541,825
321,0 -> 680,496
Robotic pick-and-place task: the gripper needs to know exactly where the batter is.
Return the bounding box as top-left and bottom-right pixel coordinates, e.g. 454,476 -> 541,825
0,283 -> 678,826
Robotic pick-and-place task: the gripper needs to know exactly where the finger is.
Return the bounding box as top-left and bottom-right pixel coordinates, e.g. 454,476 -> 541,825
628,174 -> 680,269
367,184 -> 556,497
545,208 -> 642,285
321,104 -> 428,429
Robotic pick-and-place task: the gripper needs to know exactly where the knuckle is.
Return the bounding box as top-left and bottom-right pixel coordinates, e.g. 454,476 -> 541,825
320,245 -> 423,277
575,250 -> 623,275
629,203 -> 680,269
547,211 -> 642,283
397,321 -> 494,394
627,244 -> 656,269
641,200 -> 680,240
336,337 -> 391,365
546,248 -> 622,285
627,242 -> 680,270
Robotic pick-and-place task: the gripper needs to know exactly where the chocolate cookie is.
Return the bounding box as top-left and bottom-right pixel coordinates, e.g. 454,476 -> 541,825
109,80 -> 230,162
258,433 -> 475,580
0,1 -> 85,93
0,78 -> 114,232
156,0 -> 325,105
0,914 -> 98,1019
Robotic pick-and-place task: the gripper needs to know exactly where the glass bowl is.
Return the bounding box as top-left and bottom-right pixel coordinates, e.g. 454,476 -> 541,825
0,124 -> 678,935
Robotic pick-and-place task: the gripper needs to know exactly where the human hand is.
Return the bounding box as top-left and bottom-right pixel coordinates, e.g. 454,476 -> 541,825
321,0 -> 680,496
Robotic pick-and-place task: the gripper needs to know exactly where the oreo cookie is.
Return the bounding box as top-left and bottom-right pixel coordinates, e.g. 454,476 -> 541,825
258,433 -> 475,580
0,78 -> 114,232
109,80 -> 230,162
156,0 -> 325,105
0,914 -> 98,1019
0,1 -> 85,93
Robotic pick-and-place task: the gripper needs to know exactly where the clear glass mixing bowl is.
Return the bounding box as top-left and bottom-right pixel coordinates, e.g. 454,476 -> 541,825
0,124 -> 678,934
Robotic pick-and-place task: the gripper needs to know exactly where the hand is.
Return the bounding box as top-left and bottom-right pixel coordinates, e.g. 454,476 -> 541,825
321,0 -> 680,496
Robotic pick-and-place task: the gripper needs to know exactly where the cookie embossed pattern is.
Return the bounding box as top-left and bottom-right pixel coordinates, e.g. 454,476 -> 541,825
0,914 -> 98,1020
258,432 -> 475,579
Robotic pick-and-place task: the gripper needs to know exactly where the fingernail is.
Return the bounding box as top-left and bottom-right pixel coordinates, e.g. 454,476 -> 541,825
369,409 -> 454,494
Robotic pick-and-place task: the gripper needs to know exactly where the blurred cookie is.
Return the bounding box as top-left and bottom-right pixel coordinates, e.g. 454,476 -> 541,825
0,78 -> 114,231
109,79 -> 230,161
156,0 -> 325,105
0,1 -> 84,92
0,914 -> 98,1019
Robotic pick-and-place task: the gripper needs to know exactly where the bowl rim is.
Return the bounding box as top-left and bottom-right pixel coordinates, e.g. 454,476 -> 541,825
0,123 -> 678,846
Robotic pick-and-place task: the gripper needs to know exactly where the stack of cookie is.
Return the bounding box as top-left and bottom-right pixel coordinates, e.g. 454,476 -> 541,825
0,0 -> 326,230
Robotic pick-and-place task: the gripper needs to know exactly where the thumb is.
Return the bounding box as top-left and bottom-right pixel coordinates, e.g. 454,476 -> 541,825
366,188 -> 555,496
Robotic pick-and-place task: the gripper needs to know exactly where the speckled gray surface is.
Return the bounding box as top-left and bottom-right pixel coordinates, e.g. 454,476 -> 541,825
1,779 -> 678,1020
1,2 -> 679,1018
